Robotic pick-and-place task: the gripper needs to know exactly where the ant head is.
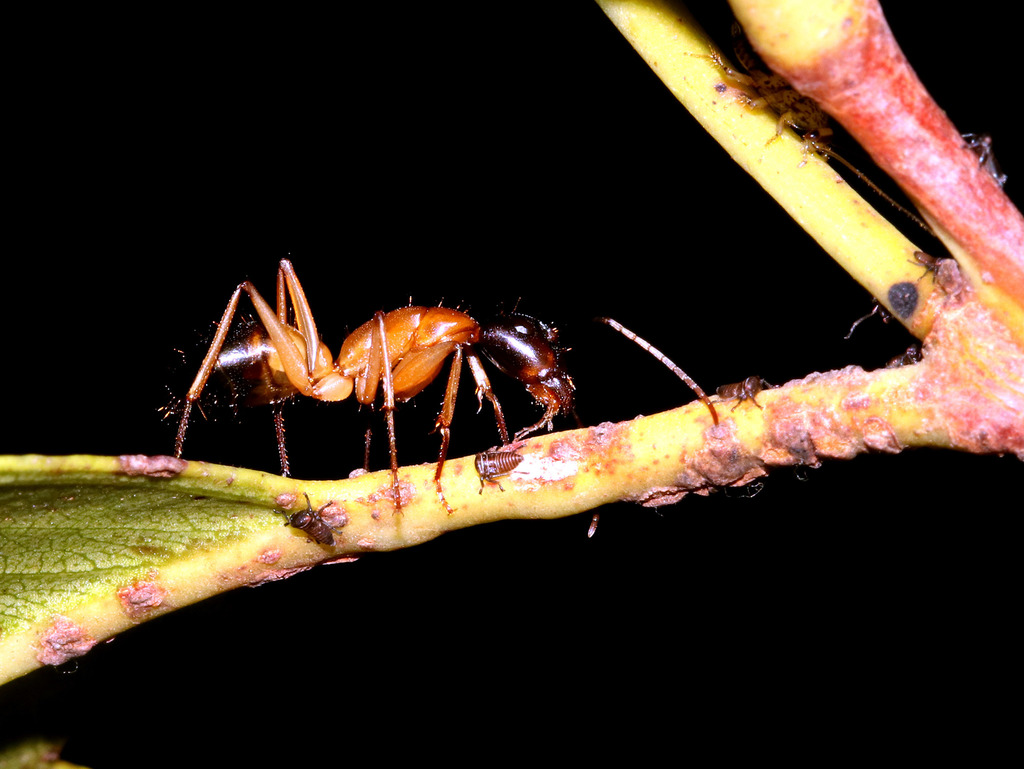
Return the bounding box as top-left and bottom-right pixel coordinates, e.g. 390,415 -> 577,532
478,313 -> 575,413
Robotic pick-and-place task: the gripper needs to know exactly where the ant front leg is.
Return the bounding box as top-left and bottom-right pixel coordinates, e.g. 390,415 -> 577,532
429,346 -> 509,514
465,348 -> 509,445
512,393 -> 562,443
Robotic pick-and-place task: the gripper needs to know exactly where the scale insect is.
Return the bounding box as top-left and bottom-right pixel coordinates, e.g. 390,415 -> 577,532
595,317 -> 718,425
165,259 -> 575,514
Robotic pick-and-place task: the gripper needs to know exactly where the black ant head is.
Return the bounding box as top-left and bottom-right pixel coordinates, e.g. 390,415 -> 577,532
478,312 -> 575,414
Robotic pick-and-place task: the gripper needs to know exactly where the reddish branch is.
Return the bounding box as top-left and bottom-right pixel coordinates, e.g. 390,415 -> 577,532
750,1 -> 1024,306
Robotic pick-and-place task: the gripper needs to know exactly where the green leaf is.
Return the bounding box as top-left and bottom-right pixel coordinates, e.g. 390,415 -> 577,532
1,480 -> 276,635
0,455 -> 295,685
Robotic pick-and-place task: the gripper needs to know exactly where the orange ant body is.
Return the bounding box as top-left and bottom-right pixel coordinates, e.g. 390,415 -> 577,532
168,259 -> 574,513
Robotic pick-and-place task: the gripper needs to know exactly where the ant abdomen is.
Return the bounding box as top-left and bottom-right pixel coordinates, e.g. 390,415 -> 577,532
214,316 -> 300,408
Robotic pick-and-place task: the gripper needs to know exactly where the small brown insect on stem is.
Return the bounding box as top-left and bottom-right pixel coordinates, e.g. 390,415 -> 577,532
594,317 -> 718,425
885,345 -> 923,368
475,448 -> 524,492
285,493 -> 336,546
962,132 -> 1007,188
715,375 -> 770,410
909,250 -> 952,282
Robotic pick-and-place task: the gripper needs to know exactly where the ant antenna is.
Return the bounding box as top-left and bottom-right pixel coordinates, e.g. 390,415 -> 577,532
810,140 -> 933,236
595,317 -> 719,425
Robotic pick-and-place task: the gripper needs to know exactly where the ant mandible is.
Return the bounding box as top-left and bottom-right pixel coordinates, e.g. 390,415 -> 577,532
169,259 -> 575,513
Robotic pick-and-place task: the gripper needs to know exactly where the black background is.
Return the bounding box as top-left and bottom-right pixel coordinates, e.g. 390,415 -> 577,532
3,3 -> 1020,763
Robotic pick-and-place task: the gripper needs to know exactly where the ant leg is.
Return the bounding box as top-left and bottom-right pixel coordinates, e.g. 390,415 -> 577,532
241,281 -> 314,393
362,419 -> 373,473
431,345 -> 464,514
512,394 -> 561,442
174,280 -> 313,459
277,259 -> 321,375
273,403 -> 290,476
465,348 -> 509,445
175,285 -> 244,458
372,312 -> 402,511
275,261 -> 288,324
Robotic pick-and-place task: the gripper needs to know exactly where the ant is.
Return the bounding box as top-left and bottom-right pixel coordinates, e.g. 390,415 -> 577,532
166,259 -> 574,513
595,317 -> 718,425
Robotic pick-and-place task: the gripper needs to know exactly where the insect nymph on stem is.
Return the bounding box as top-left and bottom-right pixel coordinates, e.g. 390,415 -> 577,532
475,447 -> 524,492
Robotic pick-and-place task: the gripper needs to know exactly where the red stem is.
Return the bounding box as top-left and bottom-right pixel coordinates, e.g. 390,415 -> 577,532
756,1 -> 1024,305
